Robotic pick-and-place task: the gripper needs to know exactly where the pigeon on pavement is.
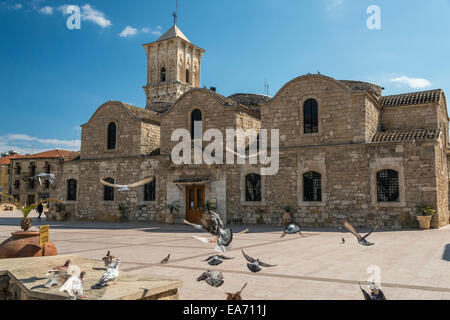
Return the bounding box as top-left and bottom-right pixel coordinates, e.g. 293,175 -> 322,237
160,254 -> 171,264
203,255 -> 234,266
44,260 -> 72,288
197,270 -> 224,288
281,223 -> 305,238
60,272 -> 86,300
92,259 -> 120,289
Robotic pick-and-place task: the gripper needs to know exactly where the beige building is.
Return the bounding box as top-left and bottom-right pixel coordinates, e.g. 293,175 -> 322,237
9,150 -> 78,205
0,155 -> 21,202
52,23 -> 450,229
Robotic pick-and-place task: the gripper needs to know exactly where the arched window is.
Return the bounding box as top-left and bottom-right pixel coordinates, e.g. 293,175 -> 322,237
303,172 -> 322,202
376,170 -> 399,202
246,174 -> 262,202
107,122 -> 116,150
67,179 -> 77,201
303,99 -> 319,134
191,109 -> 202,139
186,69 -> 190,84
144,178 -> 156,202
160,67 -> 166,82
104,177 -> 115,201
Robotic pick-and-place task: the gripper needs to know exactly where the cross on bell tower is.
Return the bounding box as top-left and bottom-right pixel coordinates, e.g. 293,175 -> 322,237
172,0 -> 178,26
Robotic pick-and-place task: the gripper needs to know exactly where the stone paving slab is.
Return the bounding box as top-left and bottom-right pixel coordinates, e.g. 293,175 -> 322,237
0,255 -> 182,300
1,210 -> 450,300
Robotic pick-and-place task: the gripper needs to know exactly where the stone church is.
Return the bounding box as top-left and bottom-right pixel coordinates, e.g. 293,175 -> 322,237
52,23 -> 450,229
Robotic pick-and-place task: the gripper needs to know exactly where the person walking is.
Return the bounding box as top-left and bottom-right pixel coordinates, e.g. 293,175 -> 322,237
37,203 -> 44,221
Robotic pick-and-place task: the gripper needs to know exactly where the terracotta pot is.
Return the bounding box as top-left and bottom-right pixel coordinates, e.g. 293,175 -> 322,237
0,231 -> 58,259
417,216 -> 432,230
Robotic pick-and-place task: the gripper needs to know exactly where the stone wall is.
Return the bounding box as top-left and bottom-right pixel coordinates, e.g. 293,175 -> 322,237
381,104 -> 438,131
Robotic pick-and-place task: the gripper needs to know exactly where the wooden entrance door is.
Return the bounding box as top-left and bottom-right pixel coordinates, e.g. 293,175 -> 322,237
186,186 -> 205,223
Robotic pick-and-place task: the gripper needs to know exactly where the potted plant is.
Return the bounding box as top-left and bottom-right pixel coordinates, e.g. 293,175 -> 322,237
281,205 -> 293,225
415,204 -> 435,230
166,200 -> 180,225
0,192 -> 63,258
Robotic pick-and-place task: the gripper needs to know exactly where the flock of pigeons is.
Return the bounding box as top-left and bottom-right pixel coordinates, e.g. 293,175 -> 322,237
43,252 -> 121,300
42,211 -> 384,300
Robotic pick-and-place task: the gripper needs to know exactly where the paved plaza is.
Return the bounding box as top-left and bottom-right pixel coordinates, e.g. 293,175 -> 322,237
1,210 -> 450,300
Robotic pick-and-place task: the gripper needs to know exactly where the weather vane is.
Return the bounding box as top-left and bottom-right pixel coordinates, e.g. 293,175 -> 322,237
172,0 -> 179,26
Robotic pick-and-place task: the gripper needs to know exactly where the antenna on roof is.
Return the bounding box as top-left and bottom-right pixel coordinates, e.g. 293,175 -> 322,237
172,0 -> 179,26
264,79 -> 270,96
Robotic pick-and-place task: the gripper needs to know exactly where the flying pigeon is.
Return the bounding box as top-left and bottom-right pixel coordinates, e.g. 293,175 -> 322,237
100,176 -> 155,193
226,283 -> 248,300
184,211 -> 234,252
197,270 -> 224,288
44,260 -> 72,288
241,250 -> 276,273
92,259 -> 120,289
360,282 -> 387,300
281,223 -> 305,238
203,255 -> 234,266
343,221 -> 379,246
60,272 -> 86,300
160,254 -> 171,264
102,251 -> 116,268
34,173 -> 56,188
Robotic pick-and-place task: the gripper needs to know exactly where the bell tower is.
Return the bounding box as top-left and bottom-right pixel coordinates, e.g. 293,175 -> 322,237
142,20 -> 205,111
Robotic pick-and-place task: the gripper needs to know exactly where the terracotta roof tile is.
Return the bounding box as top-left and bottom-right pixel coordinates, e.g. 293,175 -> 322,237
0,154 -> 22,165
380,89 -> 442,107
372,129 -> 440,142
121,102 -> 160,125
12,150 -> 79,160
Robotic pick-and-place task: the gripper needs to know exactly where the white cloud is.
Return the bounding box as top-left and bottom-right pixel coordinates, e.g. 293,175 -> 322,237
81,4 -> 111,28
119,26 -> 138,38
120,26 -> 161,38
390,76 -> 432,89
38,6 -> 53,15
0,2 -> 23,10
327,0 -> 343,10
58,4 -> 112,28
0,134 -> 80,155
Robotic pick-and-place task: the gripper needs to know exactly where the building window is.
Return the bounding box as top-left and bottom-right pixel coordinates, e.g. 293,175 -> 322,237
376,170 -> 399,202
15,165 -> 21,175
186,69 -> 190,84
303,171 -> 322,202
107,122 -> 117,150
160,67 -> 166,82
191,109 -> 202,139
303,99 -> 319,134
245,174 -> 262,202
29,163 -> 36,176
14,194 -> 19,202
103,177 -> 115,201
27,195 -> 35,206
14,180 -> 20,189
28,179 -> 35,189
45,163 -> 51,174
67,179 -> 77,201
144,178 -> 156,202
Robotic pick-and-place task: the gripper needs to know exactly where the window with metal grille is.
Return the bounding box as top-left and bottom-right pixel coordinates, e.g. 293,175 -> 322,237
103,178 -> 114,201
303,171 -> 322,202
161,67 -> 166,82
245,174 -> 262,202
376,170 -> 399,202
303,99 -> 319,134
107,122 -> 117,150
144,178 -> 156,202
191,109 -> 202,139
67,179 -> 77,201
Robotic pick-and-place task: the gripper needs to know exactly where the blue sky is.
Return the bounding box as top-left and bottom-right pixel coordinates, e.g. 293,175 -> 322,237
1,0 -> 450,154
